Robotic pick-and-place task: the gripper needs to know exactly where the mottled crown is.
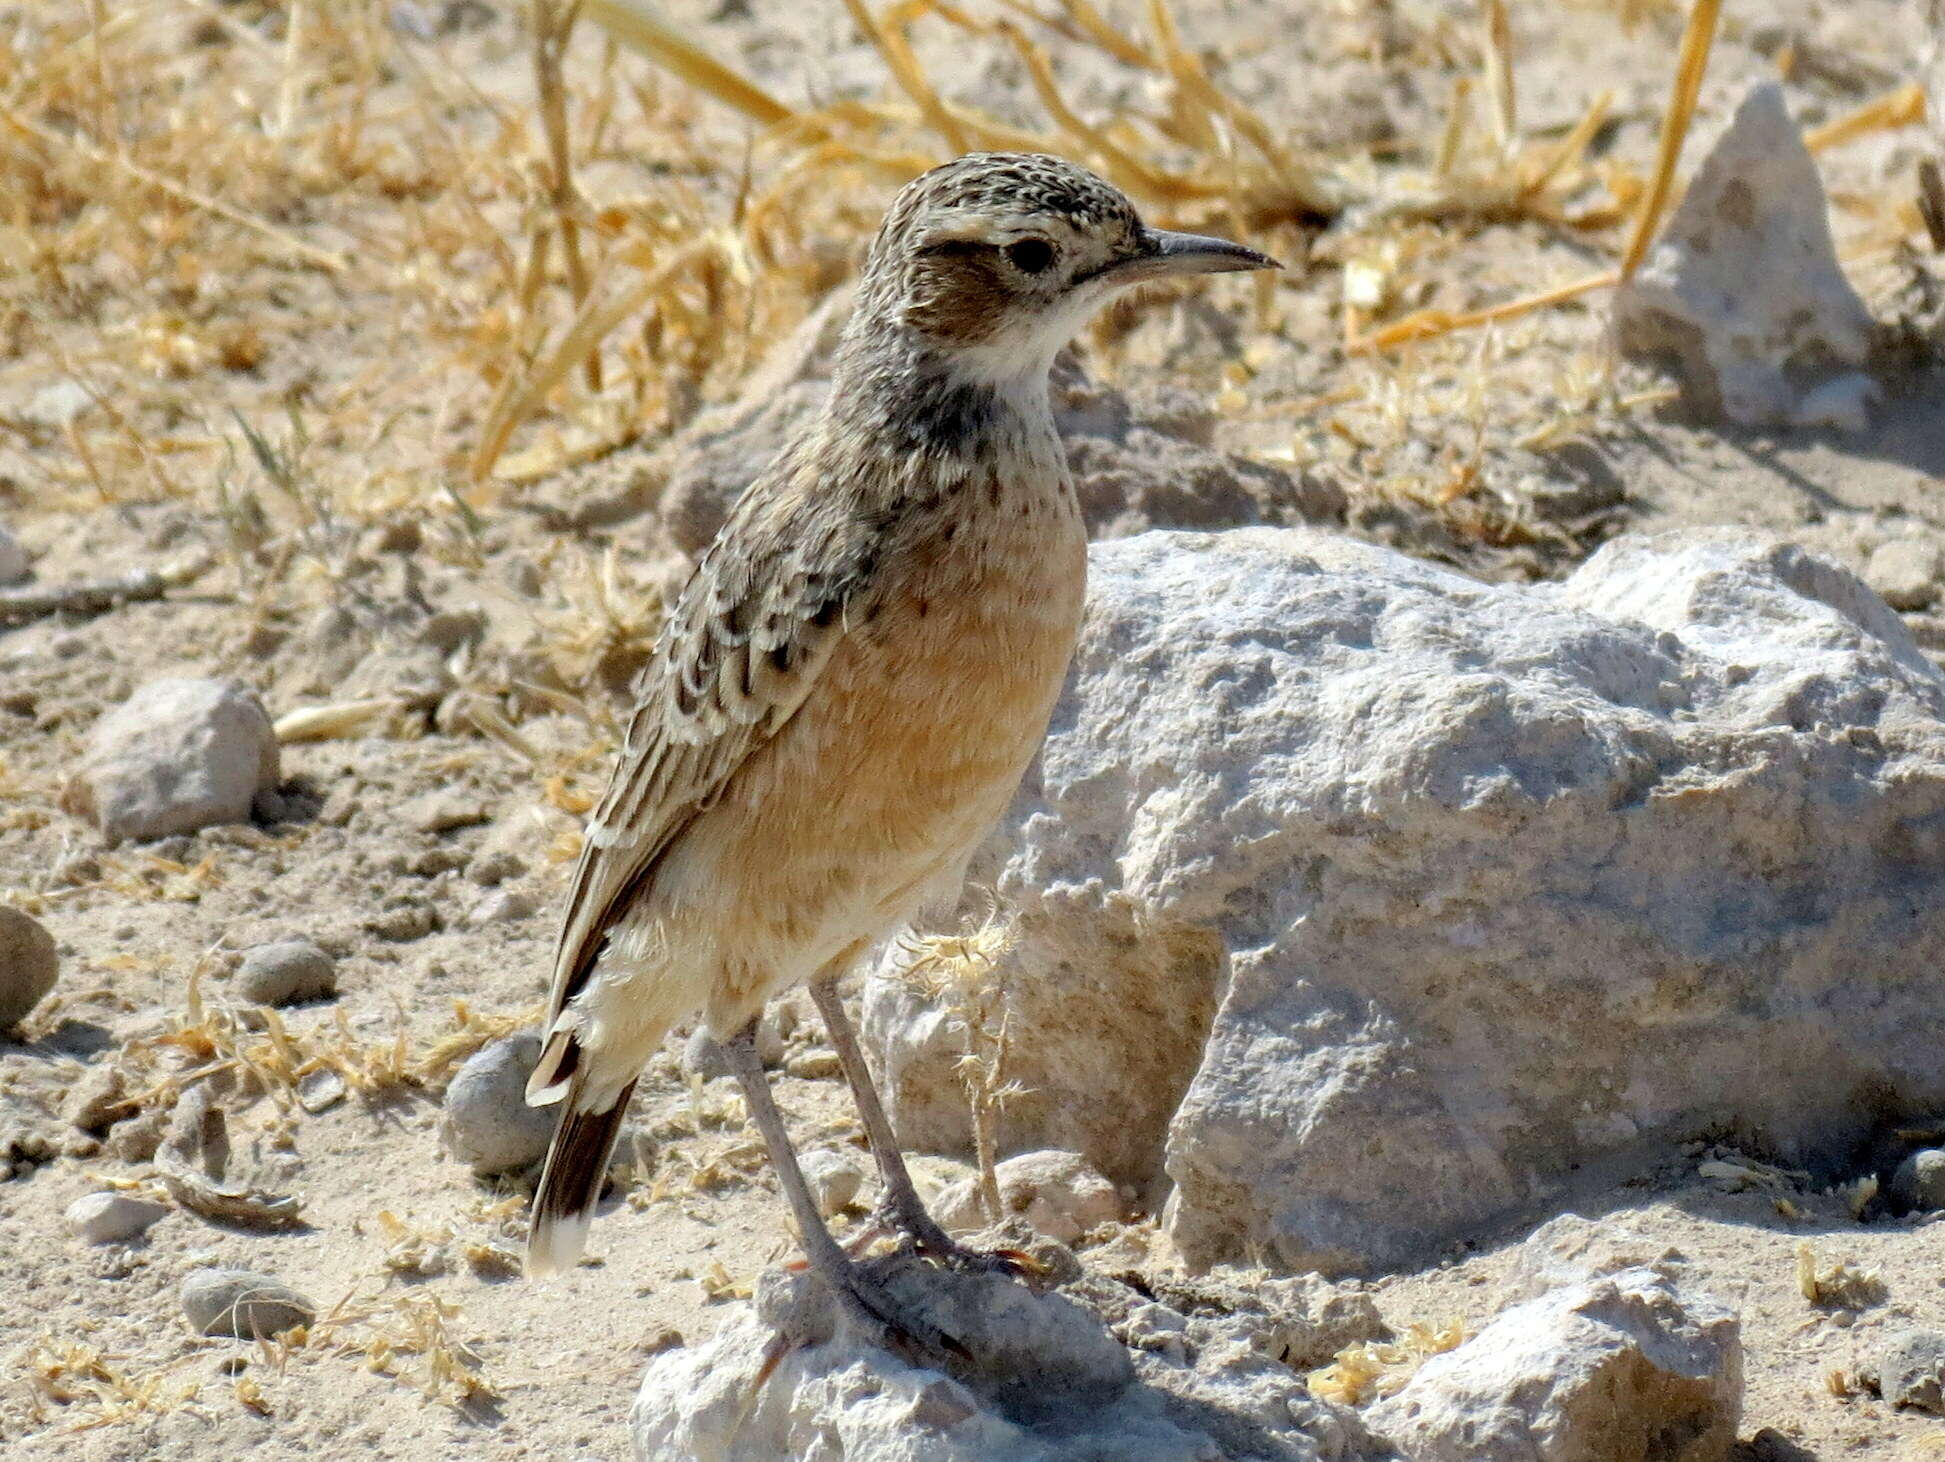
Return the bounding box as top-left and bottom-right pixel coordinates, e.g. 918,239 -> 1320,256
874,152 -> 1141,248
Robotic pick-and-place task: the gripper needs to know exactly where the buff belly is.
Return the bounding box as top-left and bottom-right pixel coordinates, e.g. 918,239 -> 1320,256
570,495 -> 1084,1100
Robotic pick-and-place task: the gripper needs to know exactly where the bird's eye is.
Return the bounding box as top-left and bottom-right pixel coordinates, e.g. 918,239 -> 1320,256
1005,238 -> 1056,275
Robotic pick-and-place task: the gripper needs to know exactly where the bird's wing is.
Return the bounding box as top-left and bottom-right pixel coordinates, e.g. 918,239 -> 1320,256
531,481 -> 883,1094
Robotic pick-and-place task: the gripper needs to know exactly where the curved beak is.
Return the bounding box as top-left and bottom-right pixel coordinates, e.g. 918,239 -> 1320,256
1104,228 -> 1282,286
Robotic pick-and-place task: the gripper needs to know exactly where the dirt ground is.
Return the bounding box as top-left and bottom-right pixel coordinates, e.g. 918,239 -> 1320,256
4,0 -> 1945,1456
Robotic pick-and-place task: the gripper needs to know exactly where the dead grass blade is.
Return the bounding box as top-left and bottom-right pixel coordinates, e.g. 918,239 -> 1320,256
1619,0 -> 1720,281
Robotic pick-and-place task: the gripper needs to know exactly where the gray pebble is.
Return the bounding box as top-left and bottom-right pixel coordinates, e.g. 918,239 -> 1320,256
61,1064 -> 127,1132
800,1148 -> 870,1218
235,939 -> 338,1007
1891,1149 -> 1945,1212
0,906 -> 59,1029
66,1191 -> 168,1244
366,901 -> 438,942
440,1033 -> 555,1175
784,1047 -> 842,1081
180,1268 -> 316,1339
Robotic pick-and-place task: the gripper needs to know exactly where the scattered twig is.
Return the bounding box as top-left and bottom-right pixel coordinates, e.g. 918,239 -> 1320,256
0,552 -> 211,628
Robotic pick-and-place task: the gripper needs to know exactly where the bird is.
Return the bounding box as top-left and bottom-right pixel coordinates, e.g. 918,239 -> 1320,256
523,151 -> 1278,1347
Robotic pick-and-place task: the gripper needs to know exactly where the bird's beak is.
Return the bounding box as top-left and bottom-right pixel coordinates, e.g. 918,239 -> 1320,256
1103,228 -> 1282,286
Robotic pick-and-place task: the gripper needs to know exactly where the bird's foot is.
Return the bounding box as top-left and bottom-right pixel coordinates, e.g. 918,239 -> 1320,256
811,1253 -> 971,1366
862,1200 -> 1047,1282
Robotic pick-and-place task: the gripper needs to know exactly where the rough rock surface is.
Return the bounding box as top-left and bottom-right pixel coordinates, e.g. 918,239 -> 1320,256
179,1268 -> 316,1338
1863,1328 -> 1945,1414
933,1149 -> 1122,1244
631,1232 -> 1385,1462
865,527 -> 1945,1273
1615,83 -> 1879,428
0,905 -> 59,1030
235,938 -> 338,1007
660,289 -> 1342,558
439,1032 -> 556,1175
62,677 -> 280,845
1368,1267 -> 1742,1462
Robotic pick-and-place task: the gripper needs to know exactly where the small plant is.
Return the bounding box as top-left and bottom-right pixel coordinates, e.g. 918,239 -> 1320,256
892,900 -> 1025,1225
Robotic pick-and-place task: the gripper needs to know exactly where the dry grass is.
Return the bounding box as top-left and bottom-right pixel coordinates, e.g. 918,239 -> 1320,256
1305,1319 -> 1466,1405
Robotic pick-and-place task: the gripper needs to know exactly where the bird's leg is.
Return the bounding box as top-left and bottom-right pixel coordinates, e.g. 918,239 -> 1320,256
806,980 -> 1024,1277
714,1019 -> 965,1360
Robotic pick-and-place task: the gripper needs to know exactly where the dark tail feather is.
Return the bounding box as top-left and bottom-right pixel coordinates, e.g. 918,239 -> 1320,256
526,1077 -> 637,1278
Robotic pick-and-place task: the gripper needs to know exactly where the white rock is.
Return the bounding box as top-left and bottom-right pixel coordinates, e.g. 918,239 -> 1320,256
631,1254 -> 1379,1461
864,527 -> 1945,1274
235,939 -> 337,1006
63,678 -> 280,845
933,1150 -> 1122,1245
1614,84 -> 1878,428
0,906 -> 59,1030
180,1268 -> 315,1339
440,1033 -> 556,1175
65,1191 -> 168,1244
799,1147 -> 870,1218
1506,1214 -> 1690,1302
1368,1267 -> 1741,1462
0,523 -> 27,585
1865,538 -> 1941,612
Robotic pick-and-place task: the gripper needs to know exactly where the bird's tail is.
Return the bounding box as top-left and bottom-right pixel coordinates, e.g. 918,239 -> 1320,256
526,1072 -> 638,1279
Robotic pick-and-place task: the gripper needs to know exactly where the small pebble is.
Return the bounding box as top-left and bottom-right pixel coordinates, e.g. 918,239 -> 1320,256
1892,1149 -> 1945,1213
800,1148 -> 870,1218
235,939 -> 338,1007
402,792 -> 491,835
1868,1328 -> 1945,1413
66,1192 -> 168,1244
106,1109 -> 169,1164
367,901 -> 439,942
61,1064 -> 127,1132
296,1069 -> 347,1114
0,906 -> 59,1029
440,1033 -> 555,1175
784,1047 -> 842,1081
180,1268 -> 316,1339
467,888 -> 536,927
467,849 -> 526,887
1865,539 -> 1942,612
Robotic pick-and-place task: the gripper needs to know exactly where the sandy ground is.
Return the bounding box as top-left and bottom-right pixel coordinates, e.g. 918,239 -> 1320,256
4,0 -> 1945,1456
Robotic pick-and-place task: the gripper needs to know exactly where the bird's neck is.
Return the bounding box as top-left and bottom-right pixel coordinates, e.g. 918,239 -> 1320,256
822,326 -> 1060,471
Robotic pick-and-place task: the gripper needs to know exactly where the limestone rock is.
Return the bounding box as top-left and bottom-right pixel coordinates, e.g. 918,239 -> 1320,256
235,939 -> 337,1007
632,1239 -> 1383,1461
440,1033 -> 555,1175
864,527 -> 1945,1274
1615,84 -> 1879,428
660,289 -> 1340,558
1368,1268 -> 1741,1461
933,1150 -> 1122,1245
63,677 -> 280,845
61,1063 -> 127,1132
0,906 -> 59,1030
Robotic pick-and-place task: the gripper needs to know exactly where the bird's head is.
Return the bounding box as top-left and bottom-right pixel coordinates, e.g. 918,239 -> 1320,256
851,153 -> 1280,389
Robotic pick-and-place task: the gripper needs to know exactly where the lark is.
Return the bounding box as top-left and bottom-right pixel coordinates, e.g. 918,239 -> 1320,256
524,152 -> 1276,1344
